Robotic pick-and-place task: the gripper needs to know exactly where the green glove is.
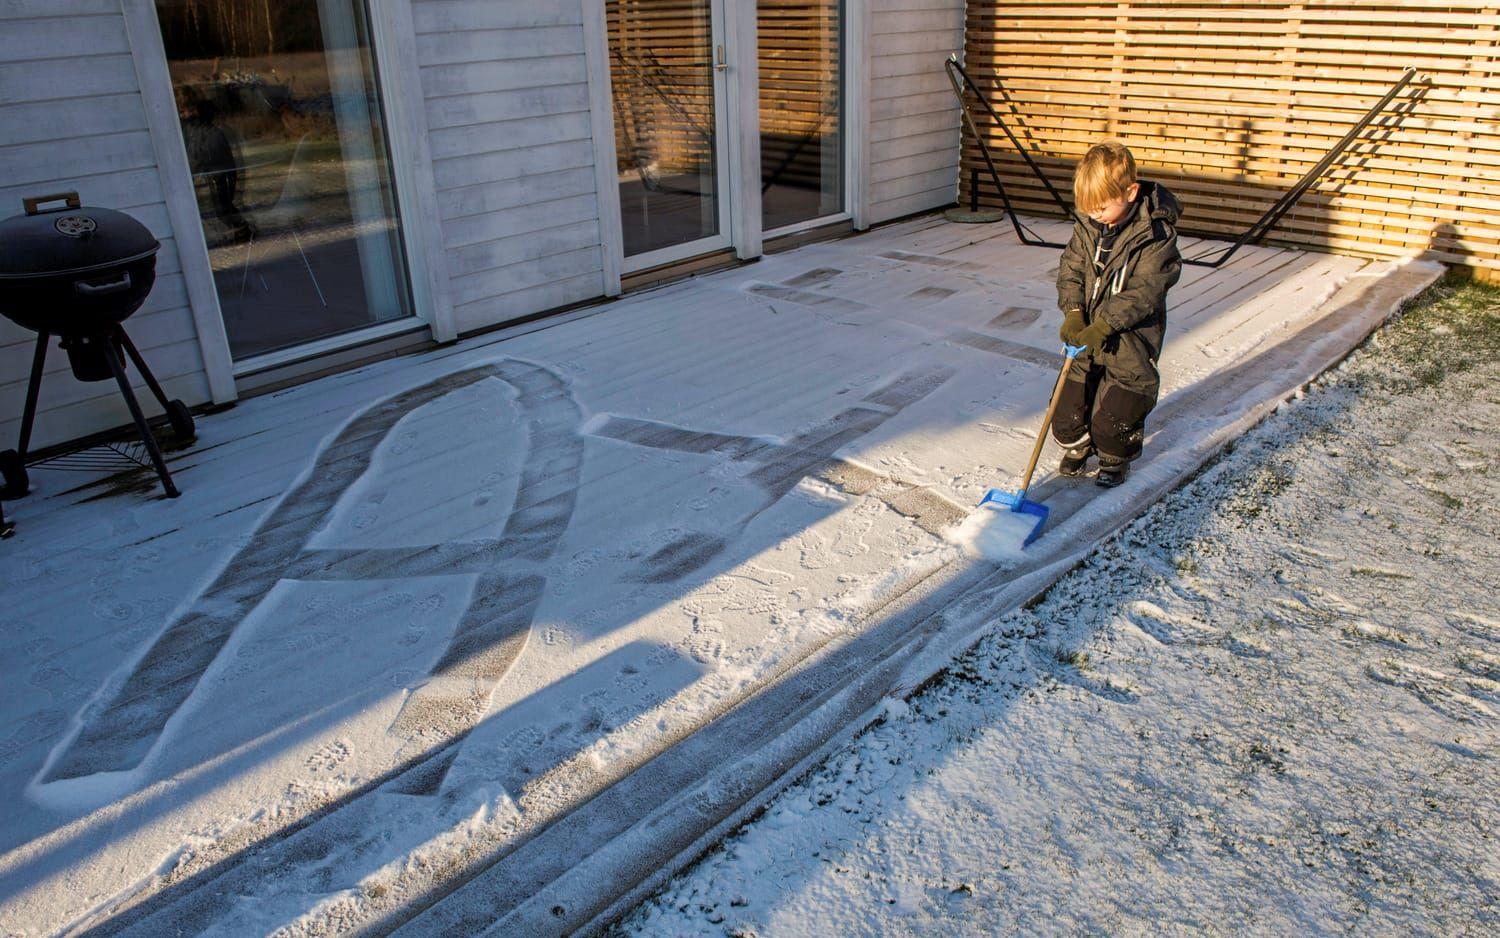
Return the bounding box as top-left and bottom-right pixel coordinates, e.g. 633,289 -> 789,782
1076,319 -> 1113,351
1059,308 -> 1085,344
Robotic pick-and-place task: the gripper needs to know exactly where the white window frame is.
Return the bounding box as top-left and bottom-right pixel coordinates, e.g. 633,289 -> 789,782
759,0 -> 856,242
121,0 -> 453,395
587,0 -> 869,279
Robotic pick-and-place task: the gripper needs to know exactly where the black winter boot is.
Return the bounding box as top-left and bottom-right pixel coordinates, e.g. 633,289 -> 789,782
1095,455 -> 1130,488
1058,436 -> 1093,477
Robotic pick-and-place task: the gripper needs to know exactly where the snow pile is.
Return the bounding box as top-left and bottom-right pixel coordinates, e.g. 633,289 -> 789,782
945,499 -> 1040,562
622,275 -> 1500,935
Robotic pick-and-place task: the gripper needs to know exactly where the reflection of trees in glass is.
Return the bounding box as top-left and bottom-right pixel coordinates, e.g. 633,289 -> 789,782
156,0 -> 325,57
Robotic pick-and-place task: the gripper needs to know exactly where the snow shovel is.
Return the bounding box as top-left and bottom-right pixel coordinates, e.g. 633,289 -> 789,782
979,343 -> 1088,546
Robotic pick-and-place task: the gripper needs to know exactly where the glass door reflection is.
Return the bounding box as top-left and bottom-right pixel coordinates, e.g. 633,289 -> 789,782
607,0 -> 729,265
156,0 -> 413,361
759,0 -> 844,232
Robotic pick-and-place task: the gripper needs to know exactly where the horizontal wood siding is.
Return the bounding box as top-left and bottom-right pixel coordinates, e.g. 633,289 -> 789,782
962,1 -> 1500,276
412,1 -> 607,335
866,0 -> 966,223
0,3 -> 211,451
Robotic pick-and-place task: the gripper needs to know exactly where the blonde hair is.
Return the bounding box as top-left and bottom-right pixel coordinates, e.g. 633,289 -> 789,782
1073,142 -> 1137,214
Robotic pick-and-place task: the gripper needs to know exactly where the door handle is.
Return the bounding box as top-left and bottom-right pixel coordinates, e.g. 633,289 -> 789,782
715,44 -> 727,71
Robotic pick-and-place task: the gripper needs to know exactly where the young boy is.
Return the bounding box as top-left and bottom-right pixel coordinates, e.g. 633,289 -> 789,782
1053,141 -> 1182,487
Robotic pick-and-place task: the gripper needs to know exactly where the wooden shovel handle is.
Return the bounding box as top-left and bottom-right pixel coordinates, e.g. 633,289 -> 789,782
1016,351 -> 1079,496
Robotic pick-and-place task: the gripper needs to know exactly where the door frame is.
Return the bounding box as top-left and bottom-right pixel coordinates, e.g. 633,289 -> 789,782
602,0 -> 741,276
592,0 -> 862,280
122,0 -> 452,399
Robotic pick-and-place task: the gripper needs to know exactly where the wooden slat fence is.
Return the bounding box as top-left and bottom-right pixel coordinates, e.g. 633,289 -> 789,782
961,1 -> 1500,276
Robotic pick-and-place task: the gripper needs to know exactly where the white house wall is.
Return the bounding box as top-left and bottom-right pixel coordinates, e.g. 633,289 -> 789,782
411,1 -> 609,337
864,0 -> 964,225
0,0 -> 966,452
0,0 -> 212,452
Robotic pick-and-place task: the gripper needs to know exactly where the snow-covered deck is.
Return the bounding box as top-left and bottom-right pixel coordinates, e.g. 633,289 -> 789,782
0,215 -> 1442,934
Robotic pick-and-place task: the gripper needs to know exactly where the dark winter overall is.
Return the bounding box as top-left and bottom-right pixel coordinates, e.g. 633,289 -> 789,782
1051,180 -> 1183,466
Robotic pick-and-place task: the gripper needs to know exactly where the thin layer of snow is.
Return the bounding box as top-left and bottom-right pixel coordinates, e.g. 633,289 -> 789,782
622,281 -> 1500,936
0,217 -> 1424,935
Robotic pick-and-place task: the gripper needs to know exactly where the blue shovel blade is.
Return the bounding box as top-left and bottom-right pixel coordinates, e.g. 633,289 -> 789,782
978,488 -> 1051,547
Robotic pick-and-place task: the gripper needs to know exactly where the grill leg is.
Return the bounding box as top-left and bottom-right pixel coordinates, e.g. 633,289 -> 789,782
16,331 -> 48,460
115,326 -> 172,411
101,333 -> 179,498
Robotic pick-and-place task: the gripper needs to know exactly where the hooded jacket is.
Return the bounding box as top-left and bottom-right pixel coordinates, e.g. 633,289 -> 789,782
1056,180 -> 1183,376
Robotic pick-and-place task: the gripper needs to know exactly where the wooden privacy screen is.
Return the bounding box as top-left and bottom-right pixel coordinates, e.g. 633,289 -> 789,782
960,1 -> 1500,276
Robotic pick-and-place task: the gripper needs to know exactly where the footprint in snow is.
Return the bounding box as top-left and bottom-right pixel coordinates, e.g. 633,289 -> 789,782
1451,612 -> 1500,644
1456,647 -> 1500,681
1366,659 -> 1495,723
1122,599 -> 1220,645
1343,620 -> 1421,649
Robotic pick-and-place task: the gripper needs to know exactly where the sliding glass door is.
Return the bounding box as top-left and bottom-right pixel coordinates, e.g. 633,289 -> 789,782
759,0 -> 844,233
606,0 -> 733,271
154,0 -> 414,361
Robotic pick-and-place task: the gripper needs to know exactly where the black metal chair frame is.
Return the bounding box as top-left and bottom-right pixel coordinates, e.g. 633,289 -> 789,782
943,57 -> 1424,268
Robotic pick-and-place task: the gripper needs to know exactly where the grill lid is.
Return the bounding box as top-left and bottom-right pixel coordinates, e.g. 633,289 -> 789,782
0,192 -> 160,280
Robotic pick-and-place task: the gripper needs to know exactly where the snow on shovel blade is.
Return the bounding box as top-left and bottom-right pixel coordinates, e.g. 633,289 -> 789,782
978,488 -> 1050,547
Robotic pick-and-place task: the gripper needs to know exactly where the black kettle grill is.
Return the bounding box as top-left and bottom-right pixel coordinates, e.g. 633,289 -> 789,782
0,192 -> 195,500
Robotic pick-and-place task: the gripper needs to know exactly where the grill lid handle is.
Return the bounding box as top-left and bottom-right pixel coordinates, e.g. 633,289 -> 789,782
74,272 -> 133,296
23,192 -> 82,216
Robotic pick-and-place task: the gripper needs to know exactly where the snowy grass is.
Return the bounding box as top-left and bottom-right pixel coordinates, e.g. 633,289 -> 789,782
617,272 -> 1500,936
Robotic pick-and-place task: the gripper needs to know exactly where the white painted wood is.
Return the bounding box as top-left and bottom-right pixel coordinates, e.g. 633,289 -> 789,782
411,0 -> 609,327
431,138 -> 595,191
862,0 -> 963,225
450,270 -> 605,334
443,193 -> 601,252
428,112 -> 592,162
424,83 -> 592,131
728,0 -> 762,261
3,131 -> 156,189
0,53 -> 138,105
371,0 -> 458,343
417,26 -> 582,67
120,0 -> 235,403
410,2 -> 579,34
0,15 -> 130,60
0,1 -> 121,17
848,0 -> 872,229
0,93 -> 145,146
420,55 -> 583,99
448,219 -> 604,280
0,167 -> 165,215
582,0 -> 623,296
451,243 -> 605,308
435,166 -> 596,222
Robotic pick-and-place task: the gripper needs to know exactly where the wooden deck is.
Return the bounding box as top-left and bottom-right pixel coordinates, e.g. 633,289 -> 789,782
0,213 -> 1441,935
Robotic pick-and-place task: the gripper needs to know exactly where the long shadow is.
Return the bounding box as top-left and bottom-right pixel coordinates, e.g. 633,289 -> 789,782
0,352 -> 960,909
76,641 -> 705,936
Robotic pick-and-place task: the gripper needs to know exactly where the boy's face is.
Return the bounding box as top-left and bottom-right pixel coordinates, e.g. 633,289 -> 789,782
1088,182 -> 1140,226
